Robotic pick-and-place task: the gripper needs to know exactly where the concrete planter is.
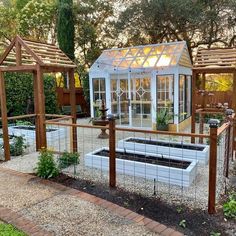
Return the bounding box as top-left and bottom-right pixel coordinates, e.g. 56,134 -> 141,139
85,147 -> 198,187
118,137 -> 209,165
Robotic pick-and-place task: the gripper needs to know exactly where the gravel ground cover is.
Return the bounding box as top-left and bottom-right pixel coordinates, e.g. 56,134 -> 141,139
0,168 -> 159,236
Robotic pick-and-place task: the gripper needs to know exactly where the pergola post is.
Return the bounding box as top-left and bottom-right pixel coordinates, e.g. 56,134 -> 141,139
233,70 -> 236,151
191,71 -> 196,143
69,69 -> 78,152
33,71 -> 40,150
0,72 -> 10,161
198,73 -> 205,143
36,64 -> 47,149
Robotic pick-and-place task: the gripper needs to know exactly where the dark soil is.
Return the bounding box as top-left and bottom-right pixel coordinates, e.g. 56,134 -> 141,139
96,149 -> 191,169
127,138 -> 205,151
51,173 -> 235,236
13,126 -> 57,132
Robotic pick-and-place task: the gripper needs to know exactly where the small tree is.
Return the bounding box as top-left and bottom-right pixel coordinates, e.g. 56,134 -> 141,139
57,0 -> 75,60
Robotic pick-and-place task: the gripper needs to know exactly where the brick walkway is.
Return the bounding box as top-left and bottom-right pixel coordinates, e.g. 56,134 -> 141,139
0,167 -> 183,236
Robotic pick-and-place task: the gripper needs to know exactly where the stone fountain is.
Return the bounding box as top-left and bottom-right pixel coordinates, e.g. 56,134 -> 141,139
92,100 -> 109,139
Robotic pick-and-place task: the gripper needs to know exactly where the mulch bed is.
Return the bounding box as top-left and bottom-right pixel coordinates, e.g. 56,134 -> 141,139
51,173 -> 235,236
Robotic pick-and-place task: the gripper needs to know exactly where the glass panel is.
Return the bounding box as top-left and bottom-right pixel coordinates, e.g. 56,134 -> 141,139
149,45 -> 164,55
157,75 -> 174,123
170,54 -> 178,65
93,78 -> 106,117
179,75 -> 192,122
118,59 -> 133,68
110,78 -> 129,125
186,76 -> 192,117
179,75 -> 185,122
163,45 -> 177,54
131,77 -> 151,128
125,48 -> 138,57
130,57 -> 145,68
156,54 -> 171,67
143,56 -> 158,67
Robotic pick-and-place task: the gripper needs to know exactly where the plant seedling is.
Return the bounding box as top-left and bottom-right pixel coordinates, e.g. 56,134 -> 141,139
210,232 -> 221,236
179,219 -> 186,228
176,206 -> 183,213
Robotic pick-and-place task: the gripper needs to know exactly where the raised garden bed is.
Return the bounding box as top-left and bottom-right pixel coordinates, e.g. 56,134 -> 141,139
85,147 -> 198,187
118,137 -> 209,165
8,125 -> 65,143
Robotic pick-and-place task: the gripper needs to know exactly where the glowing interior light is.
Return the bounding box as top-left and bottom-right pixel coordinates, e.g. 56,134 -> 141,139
143,56 -> 158,67
156,55 -> 171,67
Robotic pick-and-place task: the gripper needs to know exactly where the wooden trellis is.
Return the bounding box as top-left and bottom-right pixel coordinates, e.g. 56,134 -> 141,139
192,47 -> 236,149
0,35 -> 78,161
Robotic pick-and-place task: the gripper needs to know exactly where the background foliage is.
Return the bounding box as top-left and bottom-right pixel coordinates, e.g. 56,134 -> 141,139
5,73 -> 58,116
0,0 -> 235,111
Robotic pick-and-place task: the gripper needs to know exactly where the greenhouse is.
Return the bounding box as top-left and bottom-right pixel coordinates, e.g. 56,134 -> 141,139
89,41 -> 192,131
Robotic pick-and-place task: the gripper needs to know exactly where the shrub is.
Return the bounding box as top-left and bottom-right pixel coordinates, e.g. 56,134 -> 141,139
223,192 -> 236,219
58,151 -> 80,169
35,149 -> 59,179
10,136 -> 27,156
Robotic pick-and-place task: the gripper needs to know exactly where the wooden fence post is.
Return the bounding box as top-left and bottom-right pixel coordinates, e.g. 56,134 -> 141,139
208,119 -> 220,214
109,116 -> 116,188
0,72 -> 10,161
199,113 -> 204,144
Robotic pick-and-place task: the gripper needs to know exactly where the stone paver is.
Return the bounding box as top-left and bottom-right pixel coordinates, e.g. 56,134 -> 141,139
0,167 -> 183,236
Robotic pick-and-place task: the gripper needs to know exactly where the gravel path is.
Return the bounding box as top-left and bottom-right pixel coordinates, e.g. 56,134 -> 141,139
0,168 -> 159,236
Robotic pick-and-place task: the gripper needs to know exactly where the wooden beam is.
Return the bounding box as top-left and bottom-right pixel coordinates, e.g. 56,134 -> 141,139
33,72 -> 40,150
208,123 -> 218,214
193,67 -> 235,74
69,69 -> 78,152
41,66 -> 72,73
16,41 -> 22,66
0,65 -> 37,72
36,64 -> 47,148
233,70 -> 236,151
0,36 -> 16,65
202,73 -> 206,108
0,72 -> 10,161
109,117 -> 116,188
191,71 -> 196,143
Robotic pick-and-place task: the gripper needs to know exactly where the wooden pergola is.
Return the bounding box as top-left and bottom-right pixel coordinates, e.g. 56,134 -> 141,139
191,47 -> 236,149
0,35 -> 78,161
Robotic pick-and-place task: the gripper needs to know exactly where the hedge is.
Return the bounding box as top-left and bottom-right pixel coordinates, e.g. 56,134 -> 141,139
4,72 -> 59,116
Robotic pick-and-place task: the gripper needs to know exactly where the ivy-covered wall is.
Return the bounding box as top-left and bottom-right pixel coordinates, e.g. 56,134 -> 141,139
4,72 -> 59,116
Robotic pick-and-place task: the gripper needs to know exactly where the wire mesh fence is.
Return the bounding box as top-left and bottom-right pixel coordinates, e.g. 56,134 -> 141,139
0,112 -> 232,213
0,115 -> 36,160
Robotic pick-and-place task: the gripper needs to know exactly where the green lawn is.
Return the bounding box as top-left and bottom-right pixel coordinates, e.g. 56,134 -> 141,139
0,223 -> 26,236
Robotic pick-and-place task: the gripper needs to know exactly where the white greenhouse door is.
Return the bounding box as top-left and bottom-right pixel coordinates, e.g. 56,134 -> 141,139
111,78 -> 130,126
110,76 -> 152,128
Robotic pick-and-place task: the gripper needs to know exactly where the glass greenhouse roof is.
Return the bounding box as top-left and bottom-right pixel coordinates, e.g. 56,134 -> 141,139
90,41 -> 191,72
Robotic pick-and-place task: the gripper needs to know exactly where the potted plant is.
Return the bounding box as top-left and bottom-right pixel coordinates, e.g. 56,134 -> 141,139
156,108 -> 172,131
